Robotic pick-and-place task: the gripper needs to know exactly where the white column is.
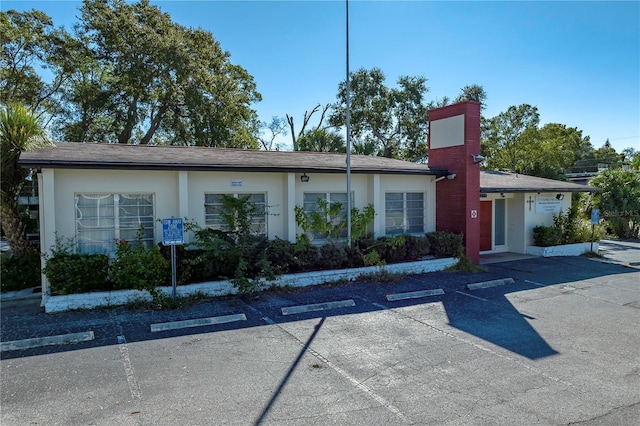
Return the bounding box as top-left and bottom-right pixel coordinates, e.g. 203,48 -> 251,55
370,174 -> 382,238
39,169 -> 56,300
286,173 -> 296,242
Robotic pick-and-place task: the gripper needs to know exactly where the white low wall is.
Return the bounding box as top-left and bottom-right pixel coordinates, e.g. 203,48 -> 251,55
526,242 -> 599,258
43,257 -> 458,313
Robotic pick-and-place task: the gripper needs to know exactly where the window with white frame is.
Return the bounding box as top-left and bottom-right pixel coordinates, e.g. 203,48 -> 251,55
302,192 -> 352,240
385,192 -> 424,235
75,193 -> 155,254
204,193 -> 267,235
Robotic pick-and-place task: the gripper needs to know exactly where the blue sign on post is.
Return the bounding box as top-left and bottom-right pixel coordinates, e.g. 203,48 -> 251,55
162,217 -> 184,246
591,209 -> 600,225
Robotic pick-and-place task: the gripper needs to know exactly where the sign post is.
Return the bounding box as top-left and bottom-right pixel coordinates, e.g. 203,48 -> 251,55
162,218 -> 184,299
590,209 -> 600,252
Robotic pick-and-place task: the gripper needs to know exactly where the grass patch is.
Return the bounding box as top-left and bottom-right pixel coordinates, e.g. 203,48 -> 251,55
445,255 -> 487,273
581,250 -> 604,259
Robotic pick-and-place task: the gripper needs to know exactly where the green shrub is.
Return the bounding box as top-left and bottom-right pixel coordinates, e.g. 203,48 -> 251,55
1,252 -> 41,292
42,235 -> 109,295
532,225 -> 561,247
319,243 -> 349,270
404,235 -> 431,260
426,231 -> 463,257
44,253 -> 110,295
265,237 -> 297,274
379,236 -> 407,264
110,237 -> 169,292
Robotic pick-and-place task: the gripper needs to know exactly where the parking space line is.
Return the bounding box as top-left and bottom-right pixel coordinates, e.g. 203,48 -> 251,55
150,313 -> 247,332
386,289 -> 444,302
0,331 -> 95,352
456,290 -> 490,302
525,279 -> 546,287
281,299 -> 355,316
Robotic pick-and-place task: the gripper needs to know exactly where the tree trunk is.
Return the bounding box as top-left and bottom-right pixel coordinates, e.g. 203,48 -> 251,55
0,202 -> 35,258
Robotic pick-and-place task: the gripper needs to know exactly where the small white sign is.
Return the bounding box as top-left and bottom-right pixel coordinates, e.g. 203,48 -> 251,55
470,209 -> 478,219
231,178 -> 243,187
535,196 -> 562,214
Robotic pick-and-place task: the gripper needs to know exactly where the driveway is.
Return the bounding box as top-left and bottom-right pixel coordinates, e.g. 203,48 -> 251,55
1,244 -> 639,425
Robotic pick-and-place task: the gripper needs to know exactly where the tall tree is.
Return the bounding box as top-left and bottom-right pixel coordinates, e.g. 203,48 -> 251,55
481,104 -> 540,173
295,128 -> 346,153
329,67 -> 431,160
286,104 -> 330,151
587,168 -> 640,239
455,84 -> 487,109
0,104 -> 51,257
258,116 -> 287,151
0,9 -> 72,119
53,0 -> 261,147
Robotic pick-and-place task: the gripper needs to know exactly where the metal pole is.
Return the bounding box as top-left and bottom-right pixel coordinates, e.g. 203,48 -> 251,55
171,244 -> 177,299
346,0 -> 352,247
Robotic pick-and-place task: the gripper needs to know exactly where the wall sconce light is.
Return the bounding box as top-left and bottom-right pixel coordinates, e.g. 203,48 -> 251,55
300,173 -> 310,183
446,173 -> 456,180
471,154 -> 486,164
25,169 -> 34,182
556,193 -> 564,200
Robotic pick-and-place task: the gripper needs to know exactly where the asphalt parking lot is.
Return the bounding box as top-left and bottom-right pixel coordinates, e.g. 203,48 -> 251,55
1,243 -> 639,425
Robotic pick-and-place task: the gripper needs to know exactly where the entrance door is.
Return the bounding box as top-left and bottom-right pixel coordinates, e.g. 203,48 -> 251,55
480,201 -> 492,251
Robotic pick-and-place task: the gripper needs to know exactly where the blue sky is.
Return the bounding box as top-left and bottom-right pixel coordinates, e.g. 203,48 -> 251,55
4,0 -> 639,153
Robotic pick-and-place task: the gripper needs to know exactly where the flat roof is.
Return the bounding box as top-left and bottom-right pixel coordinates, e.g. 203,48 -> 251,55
19,143 -> 448,176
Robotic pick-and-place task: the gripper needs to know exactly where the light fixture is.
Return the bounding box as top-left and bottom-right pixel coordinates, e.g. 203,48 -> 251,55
300,173 -> 310,183
471,154 -> 486,164
446,173 -> 457,180
556,193 -> 564,200
25,169 -> 33,182
500,192 -> 505,197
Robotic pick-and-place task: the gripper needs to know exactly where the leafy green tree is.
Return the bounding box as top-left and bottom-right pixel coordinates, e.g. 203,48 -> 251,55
0,9 -> 72,117
481,104 -> 540,173
593,140 -> 624,169
587,168 -> 640,239
52,0 -> 261,147
329,67 -> 431,160
455,84 -> 487,108
296,128 -> 346,153
528,123 -> 593,179
0,104 -> 51,257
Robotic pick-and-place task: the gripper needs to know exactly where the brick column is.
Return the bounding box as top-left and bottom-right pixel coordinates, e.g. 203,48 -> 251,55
428,101 -> 481,263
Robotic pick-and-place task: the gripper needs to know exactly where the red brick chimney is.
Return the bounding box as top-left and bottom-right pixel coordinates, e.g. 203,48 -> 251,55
428,101 -> 481,263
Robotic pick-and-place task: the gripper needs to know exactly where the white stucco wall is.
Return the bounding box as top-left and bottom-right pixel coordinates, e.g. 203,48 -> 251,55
523,192 -> 572,247
39,168 -> 437,254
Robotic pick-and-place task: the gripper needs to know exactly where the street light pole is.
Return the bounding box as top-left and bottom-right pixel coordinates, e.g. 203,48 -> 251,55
346,0 -> 352,247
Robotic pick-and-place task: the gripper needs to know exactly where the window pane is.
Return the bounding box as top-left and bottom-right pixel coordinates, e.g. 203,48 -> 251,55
385,192 -> 424,235
205,193 -> 267,236
75,193 -> 155,254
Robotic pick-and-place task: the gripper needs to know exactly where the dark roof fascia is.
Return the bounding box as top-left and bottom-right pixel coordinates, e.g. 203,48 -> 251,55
19,159 -> 449,176
480,187 -> 599,193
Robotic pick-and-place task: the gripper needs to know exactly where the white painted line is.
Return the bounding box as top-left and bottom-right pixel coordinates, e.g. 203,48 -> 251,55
281,299 -> 355,316
150,313 -> 247,332
386,289 -> 445,302
0,331 -> 95,352
467,278 -> 515,290
525,279 -> 546,287
372,302 -> 389,310
262,316 -> 275,325
456,290 -> 490,302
